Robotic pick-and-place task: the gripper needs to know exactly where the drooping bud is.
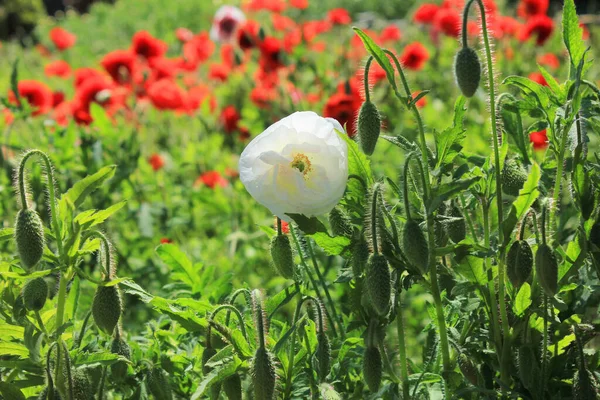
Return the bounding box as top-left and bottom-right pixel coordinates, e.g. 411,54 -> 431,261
458,353 -> 478,385
502,159 -> 528,197
92,285 -> 123,334
358,100 -> 382,156
15,208 -> 45,269
454,47 -> 481,98
535,244 -> 558,296
402,219 -> 429,274
23,277 -> 48,311
506,240 -> 534,288
110,336 -> 132,379
223,374 -> 242,400
269,234 -> 295,279
365,254 -> 391,316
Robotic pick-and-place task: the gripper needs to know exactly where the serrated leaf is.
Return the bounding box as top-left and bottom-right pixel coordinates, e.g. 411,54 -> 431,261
191,356 -> 242,400
562,0 -> 584,68
156,244 -> 200,289
454,255 -> 487,285
0,382 -> 26,400
73,201 -> 126,229
503,76 -> 550,109
0,324 -> 25,340
0,268 -> 57,280
435,96 -> 467,169
537,64 -> 564,101
0,342 -> 29,358
73,351 -> 129,367
352,28 -> 396,90
266,284 -> 299,318
309,232 -> 350,256
59,166 -> 117,220
337,130 -> 373,200
513,283 -> 532,317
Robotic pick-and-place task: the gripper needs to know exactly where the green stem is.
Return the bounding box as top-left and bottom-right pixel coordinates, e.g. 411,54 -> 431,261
483,204 -> 502,352
84,230 -> 113,279
541,294 -> 548,389
34,310 -> 49,337
549,126 -> 568,233
460,194 -> 479,245
54,270 -> 70,339
209,304 -> 249,342
252,290 -> 267,349
371,184 -> 381,253
306,240 -> 344,338
363,56 -> 374,103
97,366 -> 108,400
396,292 -> 410,399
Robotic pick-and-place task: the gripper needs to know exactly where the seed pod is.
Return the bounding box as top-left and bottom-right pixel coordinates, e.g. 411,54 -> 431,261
447,204 -> 466,243
573,369 -> 599,400
15,208 -> 45,269
223,373 -> 242,400
269,234 -> 295,279
454,47 -> 481,98
316,330 -> 331,382
502,159 -> 528,197
358,100 -> 381,156
23,277 -> 48,311
146,367 -> 173,400
110,337 -> 131,379
363,346 -> 382,392
458,353 -> 478,385
535,244 -> 558,296
506,240 -> 534,288
402,219 -> 429,274
92,285 -> 122,334
329,206 -> 353,237
252,347 -> 276,400
365,254 -> 391,316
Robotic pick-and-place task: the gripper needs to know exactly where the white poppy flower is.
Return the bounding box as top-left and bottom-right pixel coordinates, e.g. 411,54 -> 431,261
210,5 -> 246,44
239,111 -> 349,221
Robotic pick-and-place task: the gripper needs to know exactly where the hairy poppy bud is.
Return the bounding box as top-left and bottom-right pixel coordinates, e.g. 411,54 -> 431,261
329,206 -> 353,237
72,369 -> 91,400
358,100 -> 381,156
363,346 -> 382,392
502,159 -> 528,197
147,367 -> 173,400
454,47 -> 481,98
270,234 -> 295,279
507,240 -> 533,288
402,219 -> 429,274
252,347 -> 276,400
316,330 -> 331,382
365,254 -> 391,316
110,337 -> 131,379
23,277 -> 48,311
535,244 -> 558,296
92,285 -> 122,334
15,209 -> 45,269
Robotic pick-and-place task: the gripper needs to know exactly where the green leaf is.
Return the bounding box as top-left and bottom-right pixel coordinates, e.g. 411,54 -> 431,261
0,323 -> 25,340
537,64 -> 564,101
502,163 -> 541,247
352,28 -> 396,90
513,283 -> 532,317
429,176 -> 479,212
0,342 -> 29,358
337,130 -> 372,199
156,244 -> 200,289
0,228 -> 14,243
286,214 -> 327,235
10,59 -> 21,110
73,351 -> 129,367
73,201 -> 127,229
266,284 -> 299,318
562,0 -> 585,68
191,356 -> 242,400
309,232 -> 350,256
435,96 -> 467,169
101,277 -> 131,287
0,268 -> 57,280
90,103 -> 114,134
503,76 -> 550,109
454,255 -> 487,286
0,382 -> 26,400
59,165 -> 117,218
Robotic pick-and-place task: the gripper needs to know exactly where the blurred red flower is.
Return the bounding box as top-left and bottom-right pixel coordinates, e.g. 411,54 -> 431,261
400,42 -> 429,71
413,4 -> 439,24
327,8 -> 351,25
147,79 -> 186,110
74,68 -> 107,88
517,0 -> 548,18
52,91 -> 65,107
380,25 -> 402,42
519,15 -> 554,46
220,105 -> 240,133
528,72 -> 548,86
209,64 -> 231,82
259,37 -> 284,71
529,129 -> 548,149
101,50 -> 136,85
49,27 -> 76,51
9,80 -> 53,116
290,0 -> 308,9
323,79 -> 362,137
176,28 -> 194,43
238,20 -> 262,50
494,16 -> 521,39
196,171 -> 228,189
132,31 -> 168,60
434,8 -> 461,38
72,77 -> 119,124
148,153 -> 165,171
183,32 -> 215,69
160,238 -> 172,244
537,53 -> 560,69
44,60 -> 71,78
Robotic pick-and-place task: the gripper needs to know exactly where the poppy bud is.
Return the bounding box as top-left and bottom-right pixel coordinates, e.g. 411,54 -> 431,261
402,219 -> 429,274
15,209 -> 45,269
223,373 -> 242,400
92,285 -> 122,334
316,330 -> 331,382
329,206 -> 353,237
458,353 -> 478,385
252,347 -> 276,400
110,337 -> 131,379
357,100 -> 381,156
535,244 -> 558,296
573,369 -> 599,400
23,277 -> 48,311
146,367 -> 173,400
366,254 -> 391,316
454,47 -> 481,98
507,240 -> 533,288
363,346 -> 382,392
502,159 -> 528,197
270,234 -> 295,279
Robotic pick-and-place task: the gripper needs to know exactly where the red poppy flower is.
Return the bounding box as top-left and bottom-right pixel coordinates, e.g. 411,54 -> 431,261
529,129 -> 548,149
9,80 -> 53,116
324,79 -> 362,137
259,37 -> 284,71
176,28 -> 194,43
72,77 -> 118,124
147,79 -> 186,110
400,42 -> 430,71
412,91 -> 427,108
74,68 -> 106,88
413,4 -> 440,24
160,238 -> 172,244
52,91 -> 65,107
221,44 -> 235,68
237,20 -> 261,50
327,8 -> 351,25
185,85 -> 217,113
245,0 -> 286,13
380,25 -> 402,42
148,153 -> 165,171
537,53 -> 560,69
44,60 -> 71,78
183,32 -> 215,68
53,101 -> 71,126
132,31 -> 168,60
196,171 -> 228,189
209,64 -> 231,82
275,218 -> 290,234
250,86 -> 276,108
283,28 -> 302,53
49,27 -> 76,51
528,72 -> 548,86
148,57 -> 179,81
290,0 -> 308,9
272,13 -> 296,32
581,23 -> 590,40
434,8 -> 461,37
519,15 -> 554,46
494,16 -> 521,39
101,50 -> 136,85
302,20 -> 331,42
220,105 -> 240,133
517,0 -> 548,18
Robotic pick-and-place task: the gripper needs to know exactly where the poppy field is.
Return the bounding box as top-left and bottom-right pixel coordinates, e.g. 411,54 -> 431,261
0,0 -> 599,398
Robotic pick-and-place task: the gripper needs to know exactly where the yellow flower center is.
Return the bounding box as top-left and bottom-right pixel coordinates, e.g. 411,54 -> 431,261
290,153 -> 312,177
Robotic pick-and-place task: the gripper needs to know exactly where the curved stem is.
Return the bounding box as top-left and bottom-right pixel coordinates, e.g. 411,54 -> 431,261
363,56 -> 374,103
83,230 -> 113,279
34,310 -> 49,337
210,304 -> 249,342
371,183 -> 380,254
483,203 -> 502,352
